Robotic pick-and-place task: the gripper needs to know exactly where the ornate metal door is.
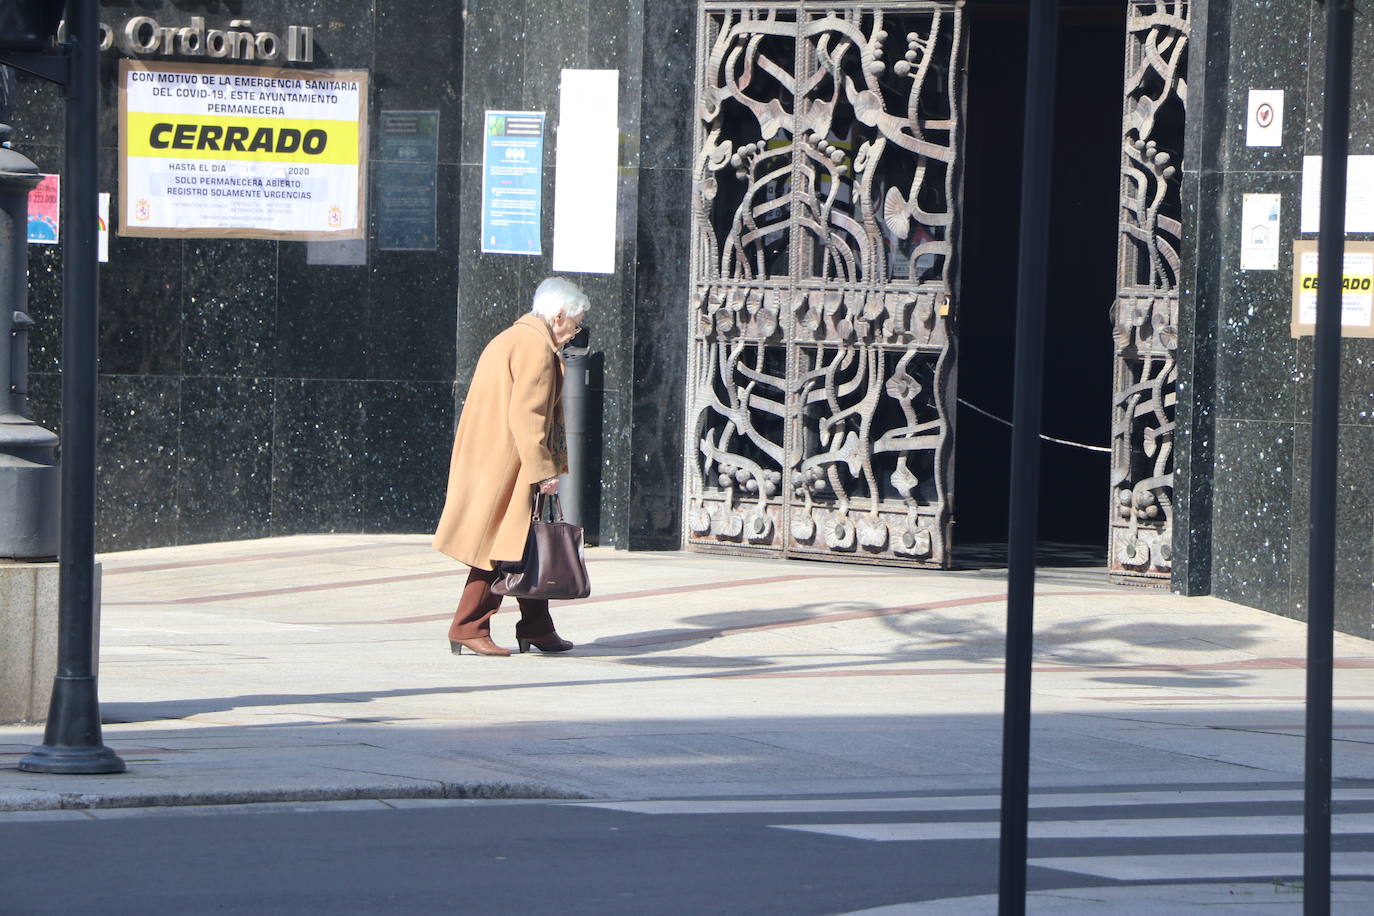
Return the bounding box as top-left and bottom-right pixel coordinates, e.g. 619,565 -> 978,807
1109,1 -> 1189,584
684,2 -> 965,567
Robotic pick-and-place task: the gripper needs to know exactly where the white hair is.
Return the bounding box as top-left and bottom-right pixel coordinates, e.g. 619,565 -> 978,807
530,277 -> 590,321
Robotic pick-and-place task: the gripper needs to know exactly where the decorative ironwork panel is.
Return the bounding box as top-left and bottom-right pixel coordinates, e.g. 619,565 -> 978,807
1110,1 -> 1188,583
687,2 -> 964,567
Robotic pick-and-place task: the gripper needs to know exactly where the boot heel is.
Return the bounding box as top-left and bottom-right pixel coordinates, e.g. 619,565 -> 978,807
514,633 -> 574,654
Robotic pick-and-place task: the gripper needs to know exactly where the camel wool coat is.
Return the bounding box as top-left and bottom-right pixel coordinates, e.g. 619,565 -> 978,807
433,315 -> 564,569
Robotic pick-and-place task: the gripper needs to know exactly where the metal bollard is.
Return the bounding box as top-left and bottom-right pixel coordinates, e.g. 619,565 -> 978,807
560,325 -> 591,530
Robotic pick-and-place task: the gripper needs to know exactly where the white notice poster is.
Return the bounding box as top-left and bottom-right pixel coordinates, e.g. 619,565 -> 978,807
1296,248 -> 1374,327
552,69 -> 619,274
1240,193 -> 1280,270
1300,155 -> 1374,234
119,60 -> 368,239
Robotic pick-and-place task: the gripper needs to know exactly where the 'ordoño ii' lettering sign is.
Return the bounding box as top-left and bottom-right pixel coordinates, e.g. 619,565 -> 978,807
63,15 -> 315,63
118,60 -> 368,240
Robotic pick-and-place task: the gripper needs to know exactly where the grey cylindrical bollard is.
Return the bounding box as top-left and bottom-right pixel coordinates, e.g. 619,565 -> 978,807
0,115 -> 59,560
561,351 -> 589,529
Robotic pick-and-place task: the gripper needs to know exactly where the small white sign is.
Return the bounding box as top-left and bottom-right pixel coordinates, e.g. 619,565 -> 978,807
552,69 -> 620,274
98,193 -> 109,263
1246,90 -> 1284,147
1240,193 -> 1281,270
1300,155 -> 1374,233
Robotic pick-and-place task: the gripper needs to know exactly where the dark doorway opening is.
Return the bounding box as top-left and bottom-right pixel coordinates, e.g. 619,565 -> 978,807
952,5 -> 1126,566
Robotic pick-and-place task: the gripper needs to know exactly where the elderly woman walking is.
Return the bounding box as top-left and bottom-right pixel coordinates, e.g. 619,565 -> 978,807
433,277 -> 589,656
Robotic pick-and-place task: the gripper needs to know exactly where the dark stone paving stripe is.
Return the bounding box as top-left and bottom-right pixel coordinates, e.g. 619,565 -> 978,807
104,571 -> 888,613
103,540 -> 428,576
103,568 -> 467,605
364,574 -> 861,625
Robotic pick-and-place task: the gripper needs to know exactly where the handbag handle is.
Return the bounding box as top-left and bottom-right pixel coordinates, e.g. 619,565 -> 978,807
531,490 -> 565,522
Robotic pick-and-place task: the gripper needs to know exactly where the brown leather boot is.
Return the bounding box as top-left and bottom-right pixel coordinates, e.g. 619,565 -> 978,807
449,636 -> 511,656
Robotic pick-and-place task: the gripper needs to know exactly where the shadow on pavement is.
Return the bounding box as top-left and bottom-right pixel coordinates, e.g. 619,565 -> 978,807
97,597 -> 1273,723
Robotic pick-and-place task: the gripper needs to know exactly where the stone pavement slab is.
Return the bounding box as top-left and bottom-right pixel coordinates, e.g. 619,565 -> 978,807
2,535 -> 1373,809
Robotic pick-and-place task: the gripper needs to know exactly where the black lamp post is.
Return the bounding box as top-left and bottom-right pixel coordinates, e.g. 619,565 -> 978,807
2,0 -> 124,774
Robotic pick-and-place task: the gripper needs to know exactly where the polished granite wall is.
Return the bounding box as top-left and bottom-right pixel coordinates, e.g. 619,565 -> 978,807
1177,0 -> 1374,637
456,0 -> 694,550
12,1 -> 464,551
9,0 -> 694,553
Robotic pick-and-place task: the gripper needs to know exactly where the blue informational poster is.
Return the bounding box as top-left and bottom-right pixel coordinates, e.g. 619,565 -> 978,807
480,110 -> 545,255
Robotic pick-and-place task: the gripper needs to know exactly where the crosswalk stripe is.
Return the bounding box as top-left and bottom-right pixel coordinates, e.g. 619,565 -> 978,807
772,811 -> 1374,842
1029,851 -> 1374,881
575,790 -> 1374,894
577,787 -> 1374,817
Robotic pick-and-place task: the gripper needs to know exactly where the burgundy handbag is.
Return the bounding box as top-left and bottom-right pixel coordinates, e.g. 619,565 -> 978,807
491,493 -> 591,600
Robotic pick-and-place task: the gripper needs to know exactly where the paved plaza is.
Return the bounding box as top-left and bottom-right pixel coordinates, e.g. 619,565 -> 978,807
2,535 -> 1373,910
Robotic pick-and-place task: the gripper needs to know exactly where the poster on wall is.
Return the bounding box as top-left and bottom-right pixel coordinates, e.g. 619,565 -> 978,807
118,60 -> 368,240
1239,193 -> 1280,270
99,193 -> 109,262
1290,239 -> 1374,338
26,174 -> 59,244
480,110 -> 545,255
552,69 -> 619,274
1300,155 -> 1374,234
377,111 -> 439,251
1245,90 -> 1283,147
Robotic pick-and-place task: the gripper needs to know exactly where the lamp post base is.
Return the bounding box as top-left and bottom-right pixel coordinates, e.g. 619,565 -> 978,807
17,675 -> 126,774
17,743 -> 126,775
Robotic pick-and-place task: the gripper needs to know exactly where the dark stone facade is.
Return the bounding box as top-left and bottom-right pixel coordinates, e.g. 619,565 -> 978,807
9,1 -> 1373,638
10,0 -> 693,553
1176,0 -> 1374,638
454,0 -> 695,551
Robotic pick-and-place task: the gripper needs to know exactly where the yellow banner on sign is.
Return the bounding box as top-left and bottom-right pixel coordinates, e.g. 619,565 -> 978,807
1298,271 -> 1374,292
126,112 -> 359,165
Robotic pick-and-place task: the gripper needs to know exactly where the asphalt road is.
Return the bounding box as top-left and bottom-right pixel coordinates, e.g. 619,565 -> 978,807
4,784 -> 1374,914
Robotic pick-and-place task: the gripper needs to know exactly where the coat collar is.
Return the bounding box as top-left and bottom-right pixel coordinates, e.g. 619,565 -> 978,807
515,314 -> 560,353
